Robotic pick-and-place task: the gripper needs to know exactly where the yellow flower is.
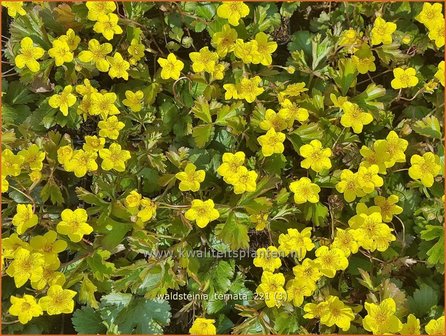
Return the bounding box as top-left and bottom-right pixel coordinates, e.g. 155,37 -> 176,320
175,163 -> 206,192
359,145 -> 388,174
374,195 -> 403,222
354,212 -> 396,252
363,298 -> 402,334
83,135 -> 105,153
370,17 -> 397,45
233,39 -> 260,64
2,149 -> 24,177
57,208 -> 93,243
408,152 -> 441,187
12,204 -> 38,235
401,314 -> 420,335
29,171 -> 42,183
211,24 -> 238,57
2,175 -> 9,193
217,151 -> 245,182
256,271 -> 286,308
226,166 -> 258,194
299,140 -> 332,173
253,246 -> 282,272
223,83 -> 239,99
6,248 -> 44,287
286,278 -> 315,307
319,296 -> 355,331
374,131 -> 408,168
57,145 -> 73,165
59,28 -> 80,51
217,1 -> 250,26
348,203 -> 381,228
211,63 -> 226,80
253,32 -> 278,66
352,54 -> 376,74
185,199 -> 220,228
425,316 -> 445,335
189,317 -> 216,335
2,233 -> 29,258
289,177 -> 320,204
90,92 -> 120,118
9,295 -> 43,324
237,76 -> 264,103
93,13 -> 123,41
86,1 -> 116,21
38,285 -> 76,315
416,3 -> 444,29
292,258 -> 321,283
435,61 -> 445,86
303,301 -> 327,320
157,53 -> 184,80
278,99 -> 309,127
64,149 -> 98,177
48,38 -> 73,66
76,79 -> 98,97
14,37 -> 45,73
428,19 -> 445,48
259,109 -> 288,132
78,39 -> 113,72
339,29 -> 361,48
136,198 -> 157,224
128,38 -> 145,64
18,144 -> 46,171
125,190 -> 142,208
257,128 -> 286,157
122,90 -> 144,112
356,164 -> 383,193
278,228 -> 314,259
314,246 -> 348,278
107,52 -> 130,80
99,143 -> 131,172
424,80 -> 438,94
250,213 -> 268,231
189,46 -> 219,73
332,228 -> 359,257
98,116 -> 125,140
340,101 -> 373,134
391,67 -> 418,89
48,85 -> 77,116
280,82 -> 308,98
30,230 -> 67,261
2,1 -> 26,17
31,257 -> 65,291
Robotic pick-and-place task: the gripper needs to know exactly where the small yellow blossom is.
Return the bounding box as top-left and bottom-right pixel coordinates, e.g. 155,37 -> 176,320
374,131 -> 408,168
435,61 -> 445,86
93,13 -> 123,41
48,85 -> 77,116
122,90 -> 144,112
363,298 -> 402,334
257,128 -> 286,157
59,28 -> 80,51
128,38 -> 145,64
315,246 -> 348,278
256,271 -> 286,308
217,1 -> 250,26
12,204 -> 38,235
237,76 -> 264,103
408,152 -> 441,187
78,39 -> 113,72
401,314 -> 421,335
374,195 -> 403,222
259,109 -> 288,132
9,295 -> 43,324
211,24 -> 238,57
175,163 -> 206,192
278,228 -> 314,259
107,52 -> 130,80
217,151 -> 245,182
319,296 -> 355,331
99,143 -> 131,172
370,17 -> 397,45
356,164 -> 383,193
86,1 -> 116,21
189,47 -> 219,73
253,32 -> 277,66
18,144 -> 46,171
57,208 -> 93,243
64,149 -> 98,177
332,228 -> 359,256
48,39 -> 73,66
391,67 -> 418,89
189,317 -> 217,335
299,140 -> 332,173
98,116 -> 125,140
416,3 -> 444,29
15,37 -> 45,72
6,248 -> 44,287
3,1 -> 26,17
83,136 -> 105,153
157,53 -> 184,80
38,285 -> 76,315
253,246 -> 282,272
425,316 -> 445,335
185,199 -> 220,228
90,92 -> 120,118
340,101 -> 373,134
2,149 -> 24,177
289,177 -> 320,204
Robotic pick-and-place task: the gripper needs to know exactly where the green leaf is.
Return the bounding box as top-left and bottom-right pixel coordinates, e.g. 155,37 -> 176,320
420,225 -> 444,265
408,284 -> 439,317
191,96 -> 212,123
192,124 -> 214,148
211,260 -> 235,293
40,179 -> 64,206
216,212 -> 250,250
72,306 -> 107,334
86,249 -> 116,281
413,116 -> 442,139
333,58 -> 357,95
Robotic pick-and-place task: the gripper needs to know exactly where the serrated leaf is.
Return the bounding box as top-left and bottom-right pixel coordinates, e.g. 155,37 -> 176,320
72,306 -> 106,334
192,124 -> 214,148
413,116 -> 442,139
408,284 -> 439,317
216,212 -> 250,250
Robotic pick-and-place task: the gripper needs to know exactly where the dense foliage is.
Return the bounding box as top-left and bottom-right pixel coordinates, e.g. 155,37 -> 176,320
1,1 -> 445,335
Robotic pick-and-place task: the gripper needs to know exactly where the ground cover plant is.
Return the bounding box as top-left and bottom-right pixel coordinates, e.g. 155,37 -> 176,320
1,1 -> 445,335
